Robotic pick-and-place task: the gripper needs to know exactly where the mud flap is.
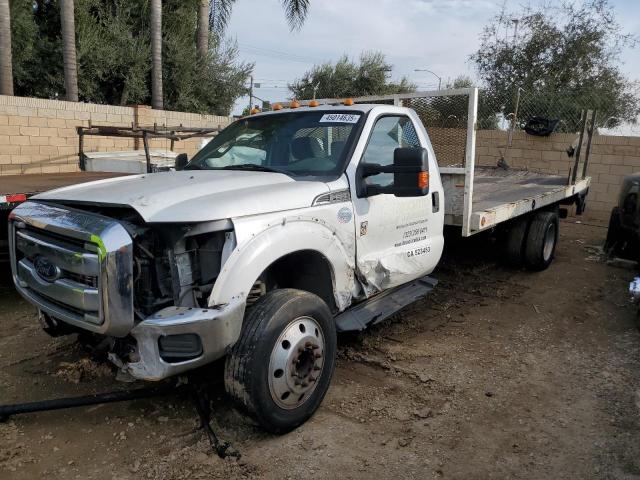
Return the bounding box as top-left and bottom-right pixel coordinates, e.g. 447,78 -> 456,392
334,275 -> 437,332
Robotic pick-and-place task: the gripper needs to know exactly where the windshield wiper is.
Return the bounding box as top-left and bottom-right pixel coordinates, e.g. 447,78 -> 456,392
221,164 -> 283,174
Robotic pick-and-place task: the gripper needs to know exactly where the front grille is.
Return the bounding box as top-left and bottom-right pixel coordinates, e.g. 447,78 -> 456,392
9,201 -> 135,337
65,271 -> 99,288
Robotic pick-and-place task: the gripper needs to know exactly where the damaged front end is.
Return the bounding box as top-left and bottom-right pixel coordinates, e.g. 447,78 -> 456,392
9,201 -> 243,381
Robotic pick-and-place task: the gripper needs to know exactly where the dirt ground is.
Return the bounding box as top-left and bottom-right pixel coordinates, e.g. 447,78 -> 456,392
1,220 -> 639,480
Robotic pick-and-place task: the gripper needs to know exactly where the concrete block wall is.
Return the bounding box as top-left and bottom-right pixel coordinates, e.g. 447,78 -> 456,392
0,95 -> 232,176
474,129 -> 640,222
1,93 -> 636,223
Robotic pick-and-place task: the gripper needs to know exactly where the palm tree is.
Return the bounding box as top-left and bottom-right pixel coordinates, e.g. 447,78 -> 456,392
150,0 -> 163,109
0,0 -> 13,95
200,0 -> 310,46
197,0 -> 209,59
60,0 -> 79,101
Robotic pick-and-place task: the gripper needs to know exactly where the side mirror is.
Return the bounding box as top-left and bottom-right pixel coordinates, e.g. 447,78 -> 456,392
175,153 -> 189,171
358,147 -> 429,197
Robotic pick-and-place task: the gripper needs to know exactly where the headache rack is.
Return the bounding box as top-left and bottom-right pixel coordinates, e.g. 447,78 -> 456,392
76,123 -> 223,174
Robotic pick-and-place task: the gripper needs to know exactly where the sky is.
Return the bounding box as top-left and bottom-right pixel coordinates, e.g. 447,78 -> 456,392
225,0 -> 640,115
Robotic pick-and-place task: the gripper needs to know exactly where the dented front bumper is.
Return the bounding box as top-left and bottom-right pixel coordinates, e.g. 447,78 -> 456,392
124,300 -> 244,381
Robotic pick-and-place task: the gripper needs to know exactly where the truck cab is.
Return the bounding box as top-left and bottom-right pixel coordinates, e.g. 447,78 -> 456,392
9,103 -> 444,432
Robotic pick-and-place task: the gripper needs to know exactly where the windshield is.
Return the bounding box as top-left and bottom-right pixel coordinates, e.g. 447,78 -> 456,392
187,111 -> 364,178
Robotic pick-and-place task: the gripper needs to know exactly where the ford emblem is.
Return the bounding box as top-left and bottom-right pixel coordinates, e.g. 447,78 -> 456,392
34,256 -> 62,283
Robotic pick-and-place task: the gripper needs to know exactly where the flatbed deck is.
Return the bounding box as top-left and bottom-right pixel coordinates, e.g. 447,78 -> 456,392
0,171 -> 131,262
441,166 -> 590,235
0,172 -> 128,197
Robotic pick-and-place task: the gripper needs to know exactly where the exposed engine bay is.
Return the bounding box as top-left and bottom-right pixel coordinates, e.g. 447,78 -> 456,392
46,202 -> 229,319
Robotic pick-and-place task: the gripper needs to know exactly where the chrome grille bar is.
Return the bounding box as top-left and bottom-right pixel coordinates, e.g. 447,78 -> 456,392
17,259 -> 100,314
9,201 -> 134,337
15,229 -> 100,277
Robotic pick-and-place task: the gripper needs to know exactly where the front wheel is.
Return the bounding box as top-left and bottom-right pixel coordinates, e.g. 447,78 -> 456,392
224,289 -> 337,433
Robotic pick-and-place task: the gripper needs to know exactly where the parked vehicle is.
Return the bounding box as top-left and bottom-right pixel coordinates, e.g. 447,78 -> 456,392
605,173 -> 640,261
8,98 -> 590,432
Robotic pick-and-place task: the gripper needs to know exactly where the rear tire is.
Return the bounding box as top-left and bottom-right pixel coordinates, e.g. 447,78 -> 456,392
505,217 -> 530,267
524,211 -> 559,271
604,207 -> 622,254
224,289 -> 336,433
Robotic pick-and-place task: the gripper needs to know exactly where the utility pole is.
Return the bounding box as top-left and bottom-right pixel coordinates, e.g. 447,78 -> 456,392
248,75 -> 253,113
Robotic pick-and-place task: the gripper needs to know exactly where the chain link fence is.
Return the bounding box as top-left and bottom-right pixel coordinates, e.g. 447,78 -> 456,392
478,88 -> 639,135
297,87 -> 638,173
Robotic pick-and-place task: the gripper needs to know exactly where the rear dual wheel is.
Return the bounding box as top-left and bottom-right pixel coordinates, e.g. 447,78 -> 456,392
505,210 -> 559,271
524,211 -> 559,270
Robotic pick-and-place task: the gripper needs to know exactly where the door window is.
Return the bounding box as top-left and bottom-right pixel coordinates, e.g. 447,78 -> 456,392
361,116 -> 421,187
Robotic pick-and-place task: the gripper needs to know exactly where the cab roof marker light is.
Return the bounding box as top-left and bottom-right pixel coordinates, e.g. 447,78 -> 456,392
343,98 -> 354,106
290,100 -> 300,109
308,100 -> 319,107
273,103 -> 283,111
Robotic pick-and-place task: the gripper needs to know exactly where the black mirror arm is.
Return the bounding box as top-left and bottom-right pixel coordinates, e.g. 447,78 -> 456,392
363,184 -> 395,196
361,163 -> 426,177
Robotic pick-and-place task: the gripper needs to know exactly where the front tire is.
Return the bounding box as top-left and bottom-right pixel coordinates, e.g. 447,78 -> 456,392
224,289 -> 337,433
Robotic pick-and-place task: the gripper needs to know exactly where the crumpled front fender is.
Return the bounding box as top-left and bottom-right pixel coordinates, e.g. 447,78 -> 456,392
209,207 -> 357,312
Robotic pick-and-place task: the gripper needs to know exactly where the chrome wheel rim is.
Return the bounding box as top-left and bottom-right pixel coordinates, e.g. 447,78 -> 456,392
268,316 -> 325,410
543,222 -> 556,261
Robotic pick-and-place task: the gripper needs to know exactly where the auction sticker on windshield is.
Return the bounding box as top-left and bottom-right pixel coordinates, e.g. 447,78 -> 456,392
319,113 -> 361,123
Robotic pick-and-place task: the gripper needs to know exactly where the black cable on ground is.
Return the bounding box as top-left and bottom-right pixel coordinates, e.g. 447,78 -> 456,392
190,384 -> 241,460
0,376 -> 240,460
0,382 -> 181,423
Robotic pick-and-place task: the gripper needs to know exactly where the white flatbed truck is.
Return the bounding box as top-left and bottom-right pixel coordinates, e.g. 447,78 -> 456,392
8,91 -> 589,432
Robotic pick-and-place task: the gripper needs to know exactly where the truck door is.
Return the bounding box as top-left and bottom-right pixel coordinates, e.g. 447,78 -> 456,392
347,112 -> 444,295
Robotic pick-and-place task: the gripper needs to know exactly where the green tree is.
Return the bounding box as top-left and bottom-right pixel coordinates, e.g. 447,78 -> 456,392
10,0 -> 63,99
9,0 -> 251,115
207,0 -> 310,36
471,0 -> 639,131
289,51 -> 416,100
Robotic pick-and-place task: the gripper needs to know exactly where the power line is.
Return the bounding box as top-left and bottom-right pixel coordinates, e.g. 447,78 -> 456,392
238,42 -> 324,64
